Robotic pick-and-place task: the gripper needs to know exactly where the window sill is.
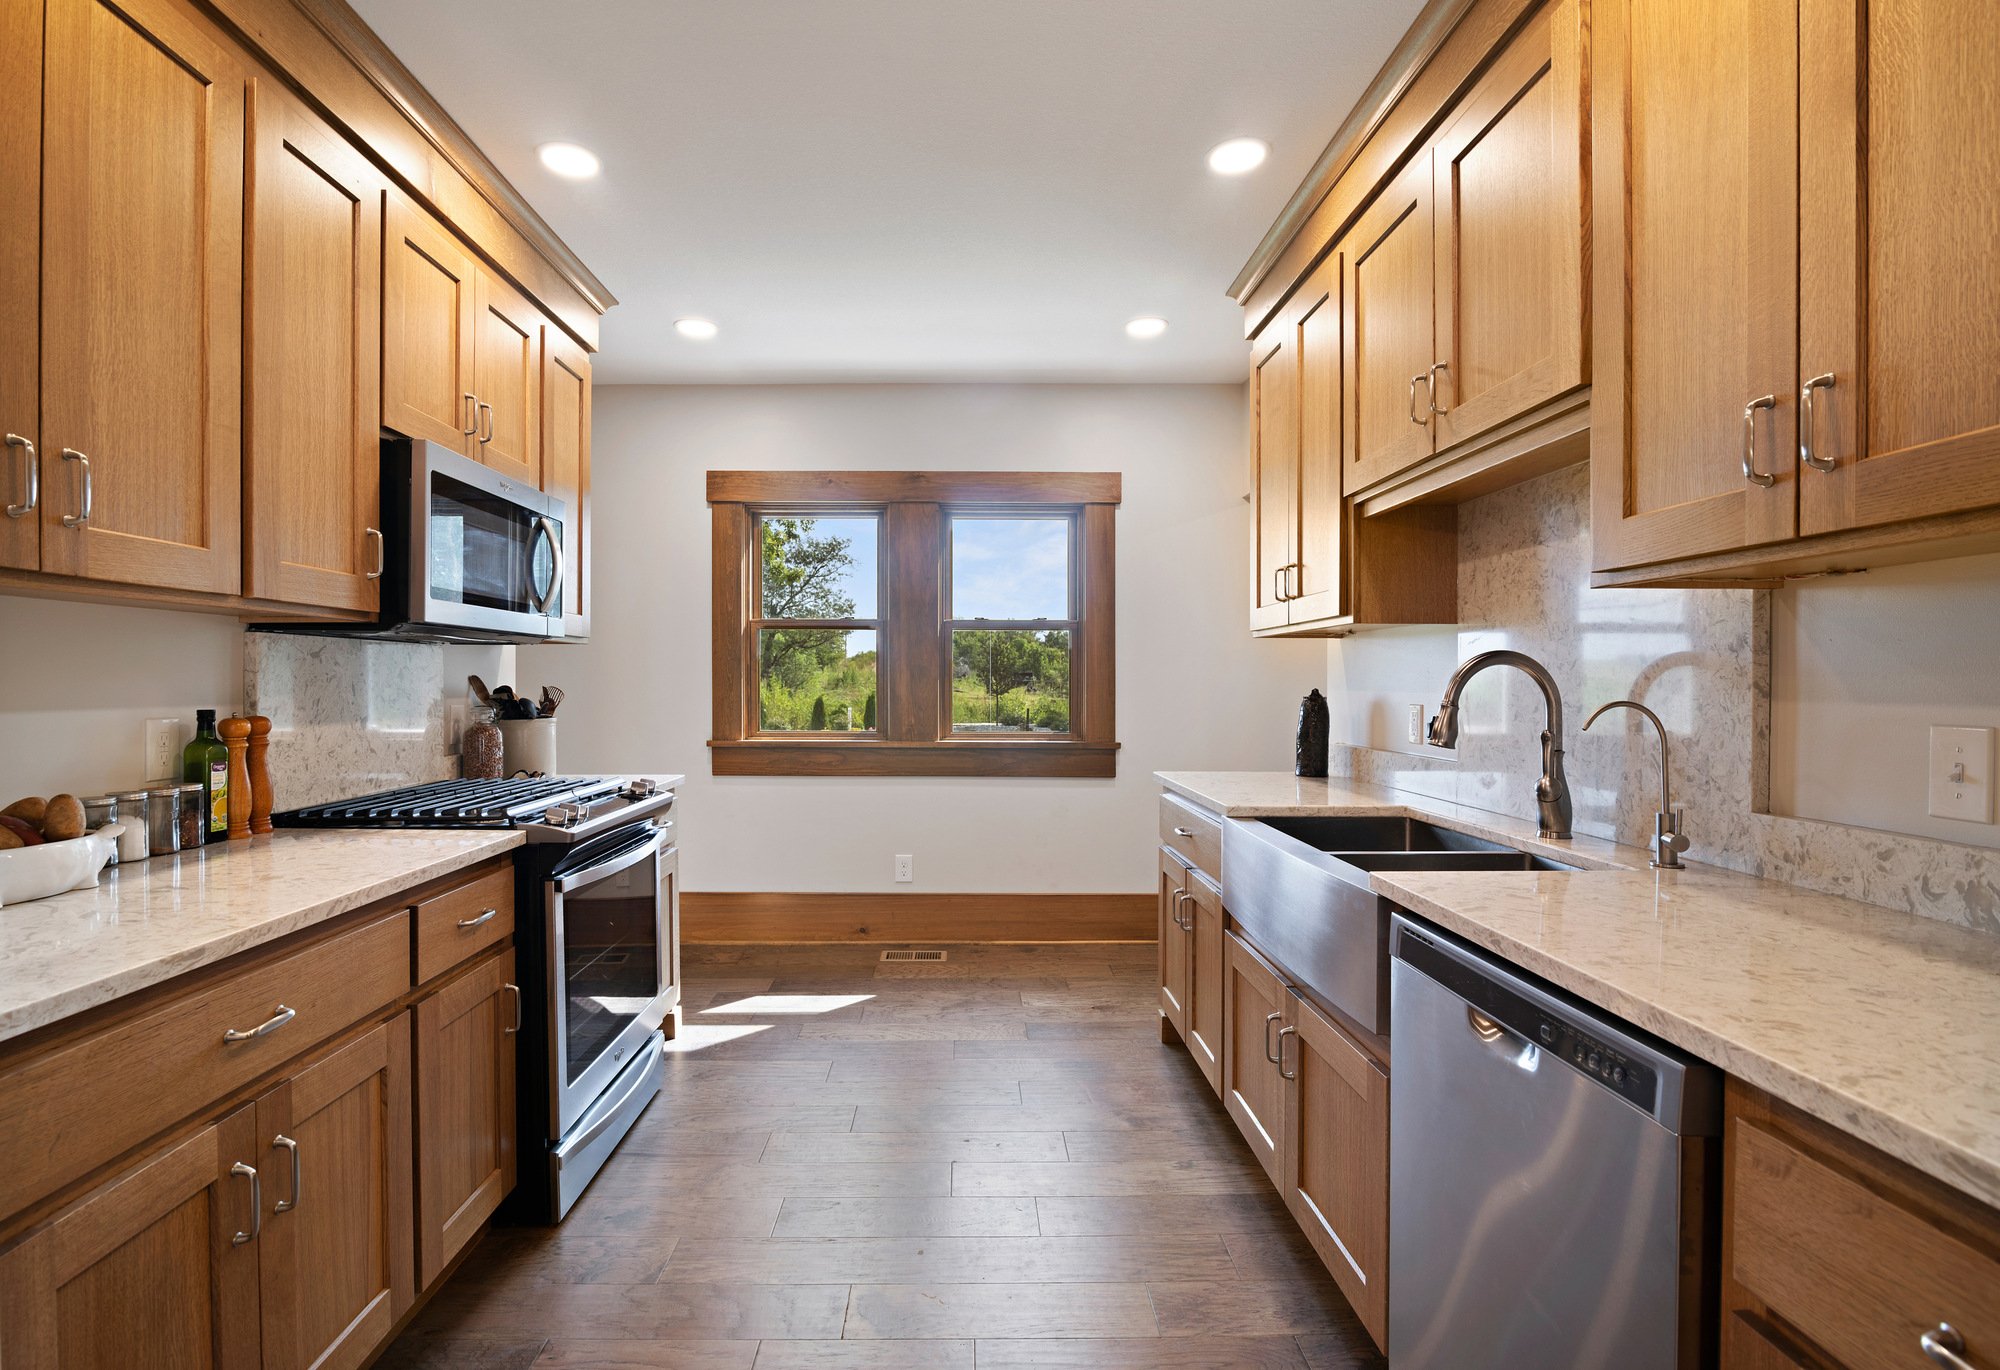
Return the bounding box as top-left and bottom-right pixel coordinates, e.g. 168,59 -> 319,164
708,738 -> 1120,778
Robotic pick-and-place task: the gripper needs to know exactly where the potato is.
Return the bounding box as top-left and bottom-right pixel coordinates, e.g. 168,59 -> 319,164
2,797 -> 46,829
0,816 -> 42,846
42,794 -> 85,842
0,828 -> 21,851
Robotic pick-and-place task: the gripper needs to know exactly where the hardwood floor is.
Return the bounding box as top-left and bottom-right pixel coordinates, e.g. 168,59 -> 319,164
379,943 -> 1384,1369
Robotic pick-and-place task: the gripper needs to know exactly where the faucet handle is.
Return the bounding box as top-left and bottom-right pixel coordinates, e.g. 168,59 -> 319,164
1654,805 -> 1691,868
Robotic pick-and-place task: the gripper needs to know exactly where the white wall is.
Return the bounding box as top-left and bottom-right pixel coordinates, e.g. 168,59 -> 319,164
0,597 -> 244,799
518,383 -> 1324,894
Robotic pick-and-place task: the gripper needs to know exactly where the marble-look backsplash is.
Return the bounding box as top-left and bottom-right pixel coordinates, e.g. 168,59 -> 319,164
1329,461 -> 2000,932
243,636 -> 457,809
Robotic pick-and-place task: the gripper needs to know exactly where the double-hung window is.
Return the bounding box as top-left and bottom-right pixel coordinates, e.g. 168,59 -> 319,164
710,471 -> 1119,777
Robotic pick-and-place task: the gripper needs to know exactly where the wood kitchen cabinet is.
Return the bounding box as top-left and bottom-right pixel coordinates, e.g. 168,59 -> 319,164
1343,157 -> 1436,495
0,1106 -> 262,1369
1223,931 -> 1288,1186
35,0 -> 246,595
245,83 -> 385,613
1250,311 -> 1299,633
0,0 -> 38,575
541,324 -> 592,637
1157,848 -> 1192,1044
412,947 -> 518,1286
1280,987 -> 1389,1351
1181,869 -> 1224,1096
382,189 -> 480,452
472,269 -> 541,486
254,1018 -> 414,1370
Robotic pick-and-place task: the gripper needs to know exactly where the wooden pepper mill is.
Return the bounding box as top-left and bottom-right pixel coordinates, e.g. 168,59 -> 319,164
247,715 -> 273,834
218,716 -> 253,840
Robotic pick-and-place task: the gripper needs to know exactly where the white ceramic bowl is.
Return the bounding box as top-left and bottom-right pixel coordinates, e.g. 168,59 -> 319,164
0,824 -> 125,907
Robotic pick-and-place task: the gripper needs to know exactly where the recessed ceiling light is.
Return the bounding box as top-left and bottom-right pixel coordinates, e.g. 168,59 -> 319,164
538,141 -> 601,179
1207,137 -> 1270,176
675,317 -> 719,341
1125,316 -> 1168,340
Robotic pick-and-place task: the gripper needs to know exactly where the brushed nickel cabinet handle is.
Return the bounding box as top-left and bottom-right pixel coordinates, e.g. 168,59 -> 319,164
1428,360 -> 1451,415
1741,395 -> 1778,487
503,982 -> 522,1034
3,434 -> 34,517
272,1135 -> 299,1213
1264,1010 -> 1284,1065
1799,372 -> 1837,472
477,401 -> 494,445
1921,1323 -> 1974,1369
59,448 -> 90,527
462,392 -> 480,436
222,1004 -> 296,1043
457,907 -> 498,930
1173,826 -> 1196,838
230,1162 -> 260,1245
1408,372 -> 1433,426
1276,1024 -> 1298,1080
1272,567 -> 1285,603
364,526 -> 385,579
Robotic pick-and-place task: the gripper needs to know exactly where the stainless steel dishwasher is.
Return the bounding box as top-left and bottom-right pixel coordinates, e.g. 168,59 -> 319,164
1388,915 -> 1720,1370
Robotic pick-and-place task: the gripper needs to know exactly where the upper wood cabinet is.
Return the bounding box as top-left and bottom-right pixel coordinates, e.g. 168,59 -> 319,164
382,190 -> 480,452
1250,322 -> 1297,633
0,1106 -> 262,1369
245,83 -> 384,612
0,0 -> 38,575
36,0 -> 246,595
1795,0 -> 2000,540
473,269 -> 541,486
1344,158 -> 1437,494
541,325 -> 592,637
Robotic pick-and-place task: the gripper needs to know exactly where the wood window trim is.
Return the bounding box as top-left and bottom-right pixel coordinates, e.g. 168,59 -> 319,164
710,471 -> 1120,778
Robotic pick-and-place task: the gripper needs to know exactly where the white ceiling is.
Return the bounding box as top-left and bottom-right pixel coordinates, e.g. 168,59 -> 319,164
350,0 -> 1425,384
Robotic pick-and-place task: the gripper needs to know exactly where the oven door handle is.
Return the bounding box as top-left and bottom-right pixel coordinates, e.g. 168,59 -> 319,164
553,827 -> 667,894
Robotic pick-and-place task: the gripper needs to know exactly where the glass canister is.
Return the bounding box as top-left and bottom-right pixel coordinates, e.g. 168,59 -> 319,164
114,791 -> 151,863
146,786 -> 183,857
176,782 -> 207,850
81,796 -> 119,865
463,704 -> 503,780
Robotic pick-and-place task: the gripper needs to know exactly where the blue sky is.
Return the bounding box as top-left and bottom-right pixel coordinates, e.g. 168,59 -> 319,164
950,517 -> 1069,620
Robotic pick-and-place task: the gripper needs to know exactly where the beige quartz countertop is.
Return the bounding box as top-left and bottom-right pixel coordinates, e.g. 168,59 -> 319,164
1157,770 -> 2000,1211
0,829 -> 524,1046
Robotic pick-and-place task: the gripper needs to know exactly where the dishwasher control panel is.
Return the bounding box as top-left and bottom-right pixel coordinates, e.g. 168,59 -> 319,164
1530,1015 -> 1656,1111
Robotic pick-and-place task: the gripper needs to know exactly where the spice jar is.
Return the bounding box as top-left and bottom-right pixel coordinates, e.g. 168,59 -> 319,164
176,782 -> 206,850
463,704 -> 503,780
146,786 -> 183,857
114,791 -> 151,863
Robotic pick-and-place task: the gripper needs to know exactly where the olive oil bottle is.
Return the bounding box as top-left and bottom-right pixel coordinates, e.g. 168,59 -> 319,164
182,709 -> 230,843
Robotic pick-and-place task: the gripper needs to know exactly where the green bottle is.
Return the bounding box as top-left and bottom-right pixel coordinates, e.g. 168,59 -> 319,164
182,709 -> 230,843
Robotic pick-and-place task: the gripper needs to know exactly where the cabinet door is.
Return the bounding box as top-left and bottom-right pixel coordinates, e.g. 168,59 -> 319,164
472,269 -> 540,486
256,1018 -> 414,1370
1287,255 -> 1345,625
1283,989 -> 1389,1351
1590,0 -> 1799,571
382,190 -> 477,451
413,948 -> 517,1287
541,324 -> 592,637
245,84 -> 384,612
1222,932 -> 1286,1185
1431,0 -> 1587,451
39,0 -> 245,593
1343,156 -> 1436,494
0,0 -> 38,573
1156,848 -> 1190,1043
1249,325 -> 1296,632
0,1106 -> 260,1369
1797,0 -> 2000,536
1182,871 -> 1224,1096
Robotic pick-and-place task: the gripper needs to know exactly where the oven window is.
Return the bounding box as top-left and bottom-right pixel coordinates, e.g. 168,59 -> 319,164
430,470 -> 539,614
561,851 -> 664,1081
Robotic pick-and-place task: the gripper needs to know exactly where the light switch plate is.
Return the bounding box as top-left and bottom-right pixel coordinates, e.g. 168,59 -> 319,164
1928,725 -> 1994,823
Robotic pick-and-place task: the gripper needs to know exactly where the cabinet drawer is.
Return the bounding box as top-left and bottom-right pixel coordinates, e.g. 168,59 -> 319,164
1730,1118 -> 2000,1370
0,910 -> 410,1221
1159,794 -> 1223,880
415,865 -> 515,984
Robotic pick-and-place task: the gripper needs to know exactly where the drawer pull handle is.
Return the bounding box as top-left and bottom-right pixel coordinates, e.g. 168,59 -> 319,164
1276,1024 -> 1298,1080
457,908 -> 498,930
229,1162 -> 260,1245
1922,1323 -> 1974,1370
503,982 -> 522,1035
272,1135 -> 300,1213
222,1004 -> 296,1043
1264,1010 -> 1284,1065
1172,826 -> 1196,838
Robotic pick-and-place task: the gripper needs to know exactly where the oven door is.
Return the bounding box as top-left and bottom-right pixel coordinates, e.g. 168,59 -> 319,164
545,824 -> 672,1138
406,440 -> 563,638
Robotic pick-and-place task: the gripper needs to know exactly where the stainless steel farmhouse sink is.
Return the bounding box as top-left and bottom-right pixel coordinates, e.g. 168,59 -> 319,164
1221,817 -> 1581,1035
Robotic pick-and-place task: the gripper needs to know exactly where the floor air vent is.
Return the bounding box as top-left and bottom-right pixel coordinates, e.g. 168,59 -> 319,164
880,949 -> 948,962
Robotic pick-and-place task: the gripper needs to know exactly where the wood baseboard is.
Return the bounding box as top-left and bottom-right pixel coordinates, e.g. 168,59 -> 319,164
680,892 -> 1155,943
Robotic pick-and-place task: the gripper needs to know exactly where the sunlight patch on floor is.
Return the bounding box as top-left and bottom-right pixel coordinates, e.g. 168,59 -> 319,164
700,993 -> 875,1015
660,1021 -> 773,1053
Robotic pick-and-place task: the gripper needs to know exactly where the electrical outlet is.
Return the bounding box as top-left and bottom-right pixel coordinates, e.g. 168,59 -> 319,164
894,854 -> 914,883
144,718 -> 183,781
1929,725 -> 1994,823
1407,704 -> 1426,745
444,699 -> 469,756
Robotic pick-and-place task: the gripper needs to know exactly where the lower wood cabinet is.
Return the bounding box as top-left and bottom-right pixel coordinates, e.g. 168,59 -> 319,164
1157,848 -> 1192,1044
1222,931 -> 1287,1185
413,947 -> 518,1287
1280,987 -> 1389,1350
1156,847 -> 1222,1096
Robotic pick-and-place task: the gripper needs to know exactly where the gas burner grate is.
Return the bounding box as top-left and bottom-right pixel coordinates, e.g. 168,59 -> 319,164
273,776 -> 622,828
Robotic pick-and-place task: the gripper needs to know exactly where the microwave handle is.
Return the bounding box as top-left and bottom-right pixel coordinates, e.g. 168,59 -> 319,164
553,827 -> 667,895
539,516 -> 566,616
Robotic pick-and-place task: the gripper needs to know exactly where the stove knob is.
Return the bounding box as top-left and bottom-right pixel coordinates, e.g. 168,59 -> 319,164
622,778 -> 656,799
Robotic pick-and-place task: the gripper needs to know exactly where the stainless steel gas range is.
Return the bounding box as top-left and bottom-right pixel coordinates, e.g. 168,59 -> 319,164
275,774 -> 681,1220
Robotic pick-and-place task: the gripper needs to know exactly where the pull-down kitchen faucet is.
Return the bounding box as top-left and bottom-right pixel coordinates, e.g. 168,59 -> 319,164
1426,650 -> 1572,838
